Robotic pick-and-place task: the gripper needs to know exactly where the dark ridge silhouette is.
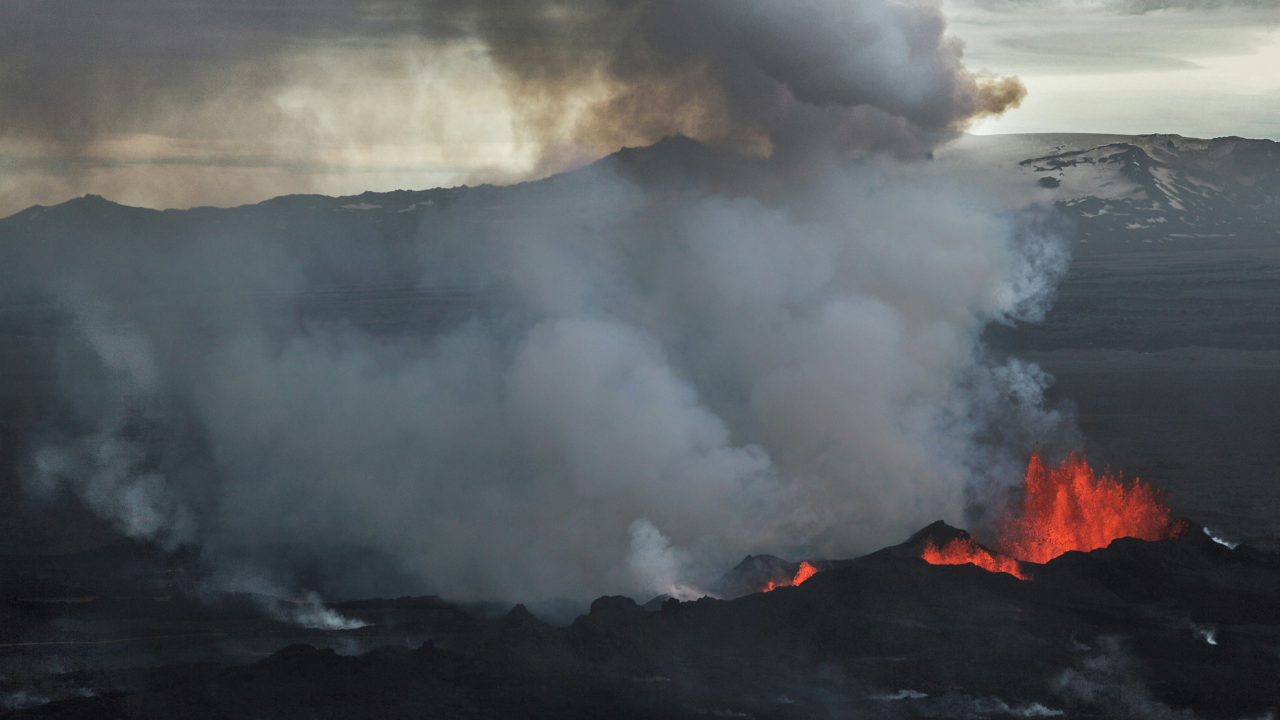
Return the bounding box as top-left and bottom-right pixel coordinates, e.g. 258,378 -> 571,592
6,519 -> 1277,719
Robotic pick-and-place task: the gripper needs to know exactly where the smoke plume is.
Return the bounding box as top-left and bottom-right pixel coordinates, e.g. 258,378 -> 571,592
422,0 -> 1025,164
5,0 -> 1065,603
0,0 -> 1023,196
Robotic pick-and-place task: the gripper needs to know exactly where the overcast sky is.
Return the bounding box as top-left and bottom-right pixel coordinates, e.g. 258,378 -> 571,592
947,0 -> 1280,138
1,0 -> 1278,215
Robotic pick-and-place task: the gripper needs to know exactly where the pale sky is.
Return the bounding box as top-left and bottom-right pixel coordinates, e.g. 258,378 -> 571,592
2,0 -> 1279,216
947,0 -> 1280,138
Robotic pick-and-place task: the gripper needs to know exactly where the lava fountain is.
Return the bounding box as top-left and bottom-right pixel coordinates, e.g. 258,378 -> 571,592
997,452 -> 1173,563
922,452 -> 1178,577
762,561 -> 820,592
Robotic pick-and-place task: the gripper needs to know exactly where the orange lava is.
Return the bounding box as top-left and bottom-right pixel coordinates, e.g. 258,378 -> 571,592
761,561 -> 821,592
921,537 -> 1028,580
792,561 -> 818,586
996,453 -> 1172,564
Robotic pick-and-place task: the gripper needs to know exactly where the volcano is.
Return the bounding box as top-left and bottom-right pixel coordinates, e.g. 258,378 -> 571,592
6,443 -> 1273,719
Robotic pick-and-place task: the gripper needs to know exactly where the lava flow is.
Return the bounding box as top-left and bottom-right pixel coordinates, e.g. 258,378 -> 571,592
922,452 -> 1177,576
762,561 -> 820,592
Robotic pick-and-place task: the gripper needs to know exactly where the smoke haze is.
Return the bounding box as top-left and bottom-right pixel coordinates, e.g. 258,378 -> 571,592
2,0 -> 1070,602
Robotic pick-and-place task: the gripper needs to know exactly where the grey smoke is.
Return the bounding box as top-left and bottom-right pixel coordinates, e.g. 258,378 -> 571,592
0,0 -> 1022,163
421,0 -> 1025,162
8,0 -> 1066,602
18,153 -> 1071,601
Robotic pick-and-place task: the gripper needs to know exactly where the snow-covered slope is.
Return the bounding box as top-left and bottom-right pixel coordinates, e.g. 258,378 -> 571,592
939,133 -> 1280,252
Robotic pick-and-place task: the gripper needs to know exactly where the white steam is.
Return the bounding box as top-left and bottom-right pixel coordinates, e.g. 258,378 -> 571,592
212,571 -> 369,630
285,593 -> 371,631
625,519 -> 705,601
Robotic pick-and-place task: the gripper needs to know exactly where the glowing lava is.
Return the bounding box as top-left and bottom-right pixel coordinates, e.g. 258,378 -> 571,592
792,561 -> 819,585
921,537 -> 1028,580
762,561 -> 820,592
921,452 -> 1176,576
996,452 -> 1172,564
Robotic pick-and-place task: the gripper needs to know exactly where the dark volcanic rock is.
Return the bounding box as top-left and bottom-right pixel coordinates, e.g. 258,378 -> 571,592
9,522 -> 1278,719
860,519 -> 986,561
706,554 -> 800,598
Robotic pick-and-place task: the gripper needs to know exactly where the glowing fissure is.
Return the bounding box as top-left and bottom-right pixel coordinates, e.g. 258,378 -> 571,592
921,537 -> 1027,580
922,453 -> 1175,577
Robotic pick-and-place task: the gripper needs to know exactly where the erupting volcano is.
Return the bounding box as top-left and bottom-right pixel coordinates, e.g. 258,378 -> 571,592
922,453 -> 1181,576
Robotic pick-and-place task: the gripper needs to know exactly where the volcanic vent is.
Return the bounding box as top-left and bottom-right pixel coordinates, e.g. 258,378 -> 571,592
709,557 -> 832,598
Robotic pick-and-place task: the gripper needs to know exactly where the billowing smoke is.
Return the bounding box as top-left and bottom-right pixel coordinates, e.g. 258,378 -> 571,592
0,0 -> 1023,213
6,0 -> 1067,603
422,0 -> 1025,165
1,0 -> 1022,158
13,156 -> 1070,601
